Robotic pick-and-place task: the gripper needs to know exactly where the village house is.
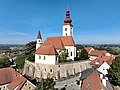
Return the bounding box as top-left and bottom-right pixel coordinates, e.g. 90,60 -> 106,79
81,70 -> 113,90
0,67 -> 36,90
85,47 -> 111,60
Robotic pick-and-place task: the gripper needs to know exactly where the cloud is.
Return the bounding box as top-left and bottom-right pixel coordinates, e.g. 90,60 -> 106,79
9,32 -> 30,36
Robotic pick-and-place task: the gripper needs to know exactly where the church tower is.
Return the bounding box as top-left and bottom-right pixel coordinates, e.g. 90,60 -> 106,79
62,7 -> 73,36
36,30 -> 42,50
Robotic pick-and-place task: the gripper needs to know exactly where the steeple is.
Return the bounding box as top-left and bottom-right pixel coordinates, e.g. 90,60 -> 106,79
62,6 -> 73,36
37,30 -> 42,39
63,6 -> 73,27
36,30 -> 42,50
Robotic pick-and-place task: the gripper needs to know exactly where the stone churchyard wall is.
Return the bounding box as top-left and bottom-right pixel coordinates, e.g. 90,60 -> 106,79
23,60 -> 91,81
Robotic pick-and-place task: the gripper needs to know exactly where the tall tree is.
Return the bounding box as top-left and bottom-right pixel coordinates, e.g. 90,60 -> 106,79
108,56 -> 120,86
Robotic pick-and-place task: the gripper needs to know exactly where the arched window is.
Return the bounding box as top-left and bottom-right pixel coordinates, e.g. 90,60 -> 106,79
44,56 -> 46,60
71,52 -> 72,56
39,55 -> 41,60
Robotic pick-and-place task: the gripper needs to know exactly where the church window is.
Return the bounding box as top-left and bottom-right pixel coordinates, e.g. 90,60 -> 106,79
45,68 -> 46,72
39,56 -> 41,59
50,69 -> 53,73
39,40 -> 40,42
56,56 -> 57,61
66,33 -> 67,36
66,49 -> 68,53
65,28 -> 67,31
44,56 -> 46,60
71,52 -> 72,56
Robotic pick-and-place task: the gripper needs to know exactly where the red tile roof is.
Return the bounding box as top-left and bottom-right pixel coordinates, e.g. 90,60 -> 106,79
82,71 -> 103,90
0,67 -> 16,85
90,50 -> 105,56
35,45 -> 58,55
0,67 -> 28,90
7,72 -> 26,90
90,55 -> 113,66
60,36 -> 75,46
44,36 -> 75,50
44,37 -> 65,49
84,47 -> 92,52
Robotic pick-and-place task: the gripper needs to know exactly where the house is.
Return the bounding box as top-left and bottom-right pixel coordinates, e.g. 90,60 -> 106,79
90,55 -> 113,67
0,67 -> 36,90
90,55 -> 114,75
35,7 -> 76,65
81,71 -> 113,90
84,47 -> 94,54
89,50 -> 111,60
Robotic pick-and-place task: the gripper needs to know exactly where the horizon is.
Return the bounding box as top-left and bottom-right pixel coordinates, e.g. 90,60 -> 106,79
0,0 -> 120,44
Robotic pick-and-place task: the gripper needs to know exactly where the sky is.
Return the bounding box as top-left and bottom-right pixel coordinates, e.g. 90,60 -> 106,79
0,0 -> 120,44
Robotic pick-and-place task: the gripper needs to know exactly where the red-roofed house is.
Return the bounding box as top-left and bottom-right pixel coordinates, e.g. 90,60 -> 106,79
0,67 -> 36,90
84,47 -> 94,54
90,55 -> 114,75
89,50 -> 111,60
81,71 -> 113,90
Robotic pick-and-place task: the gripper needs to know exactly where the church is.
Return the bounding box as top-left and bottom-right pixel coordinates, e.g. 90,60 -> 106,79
35,8 -> 76,65
23,8 -> 90,80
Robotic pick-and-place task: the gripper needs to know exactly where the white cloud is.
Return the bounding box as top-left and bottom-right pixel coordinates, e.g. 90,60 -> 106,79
9,32 -> 30,36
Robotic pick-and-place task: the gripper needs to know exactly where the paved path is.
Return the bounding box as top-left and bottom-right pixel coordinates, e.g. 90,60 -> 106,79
54,76 -> 80,89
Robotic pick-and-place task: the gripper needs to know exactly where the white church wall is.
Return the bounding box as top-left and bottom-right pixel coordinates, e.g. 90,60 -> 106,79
35,54 -> 58,65
65,46 -> 76,60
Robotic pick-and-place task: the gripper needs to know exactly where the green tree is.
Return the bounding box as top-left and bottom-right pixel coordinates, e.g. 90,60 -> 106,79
14,54 -> 25,69
25,41 -> 36,62
108,56 -> 120,86
0,57 -> 10,68
36,78 -> 58,90
75,49 -> 88,61
59,52 -> 68,63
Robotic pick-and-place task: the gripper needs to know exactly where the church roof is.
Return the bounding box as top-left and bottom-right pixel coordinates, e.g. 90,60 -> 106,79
44,36 -> 65,49
37,30 -> 42,39
60,36 -> 75,46
35,45 -> 58,55
44,36 -> 75,49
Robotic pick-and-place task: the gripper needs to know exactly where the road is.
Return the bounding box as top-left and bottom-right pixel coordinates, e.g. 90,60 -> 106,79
54,76 -> 81,89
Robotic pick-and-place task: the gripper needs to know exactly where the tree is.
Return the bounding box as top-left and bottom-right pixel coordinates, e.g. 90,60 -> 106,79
74,49 -> 88,61
0,57 -> 10,68
59,52 -> 69,63
14,54 -> 25,69
108,56 -> 120,86
36,78 -> 58,90
24,41 -> 36,62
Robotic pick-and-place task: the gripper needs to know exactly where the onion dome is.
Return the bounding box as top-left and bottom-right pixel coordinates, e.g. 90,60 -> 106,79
64,8 -> 73,27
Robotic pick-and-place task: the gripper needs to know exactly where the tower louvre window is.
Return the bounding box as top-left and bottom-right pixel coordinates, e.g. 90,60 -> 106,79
65,28 -> 67,31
